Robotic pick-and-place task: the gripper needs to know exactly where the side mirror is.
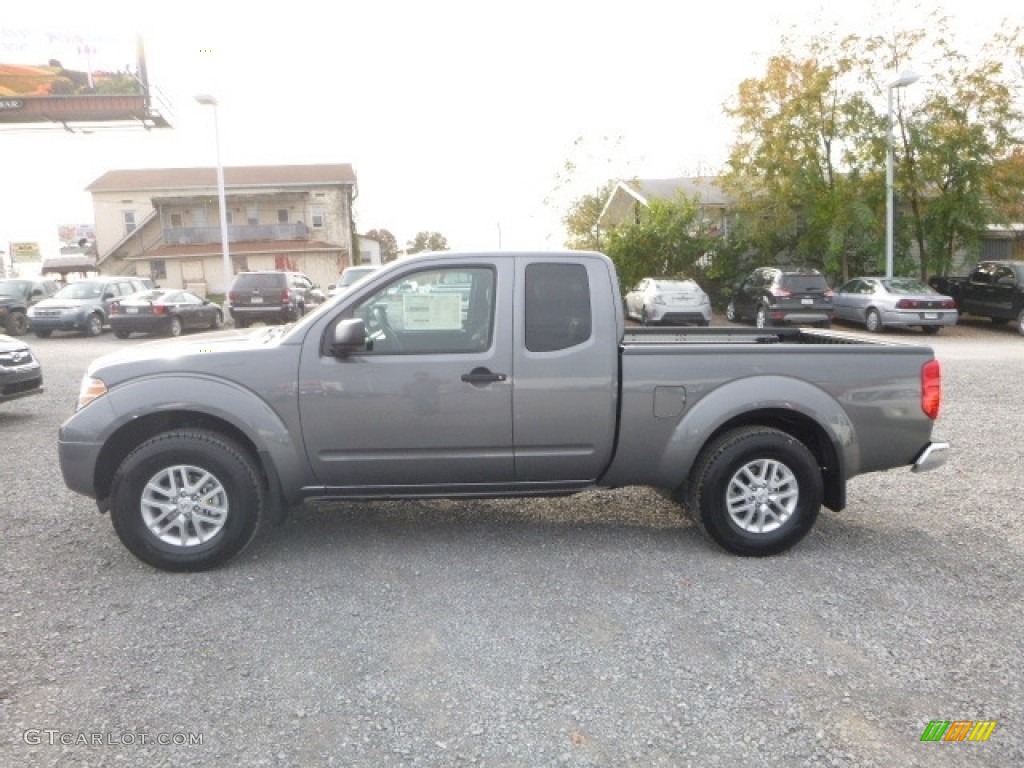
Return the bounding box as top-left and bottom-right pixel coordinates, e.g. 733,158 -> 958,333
330,318 -> 366,357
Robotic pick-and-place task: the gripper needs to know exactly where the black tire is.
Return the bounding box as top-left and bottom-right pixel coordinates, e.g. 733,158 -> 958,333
640,308 -> 650,326
114,330 -> 131,339
85,313 -> 103,337
109,430 -> 266,572
167,317 -> 183,337
5,311 -> 28,336
725,301 -> 738,323
34,329 -> 52,338
686,426 -> 823,556
865,309 -> 883,333
211,310 -> 224,330
921,325 -> 941,335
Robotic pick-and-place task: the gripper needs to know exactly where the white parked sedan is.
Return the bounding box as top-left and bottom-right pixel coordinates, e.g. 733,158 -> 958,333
624,277 -> 712,326
833,277 -> 958,334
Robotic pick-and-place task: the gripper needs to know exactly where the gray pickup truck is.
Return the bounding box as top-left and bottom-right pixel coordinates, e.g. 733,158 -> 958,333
59,251 -> 948,571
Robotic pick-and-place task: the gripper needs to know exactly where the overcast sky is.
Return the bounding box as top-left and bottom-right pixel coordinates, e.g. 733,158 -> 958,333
1,0 -> 1019,261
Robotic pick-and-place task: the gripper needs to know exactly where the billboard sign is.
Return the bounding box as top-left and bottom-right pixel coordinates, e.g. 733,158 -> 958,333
0,28 -> 168,127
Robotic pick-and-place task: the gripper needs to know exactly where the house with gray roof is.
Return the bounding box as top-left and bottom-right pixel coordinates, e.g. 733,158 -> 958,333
86,164 -> 358,295
599,177 -> 733,237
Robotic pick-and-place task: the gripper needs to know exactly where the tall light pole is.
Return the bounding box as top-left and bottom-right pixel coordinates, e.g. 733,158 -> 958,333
886,70 -> 920,278
195,94 -> 232,294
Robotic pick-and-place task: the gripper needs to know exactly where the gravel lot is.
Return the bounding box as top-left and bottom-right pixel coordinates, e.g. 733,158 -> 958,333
1,318 -> 1021,767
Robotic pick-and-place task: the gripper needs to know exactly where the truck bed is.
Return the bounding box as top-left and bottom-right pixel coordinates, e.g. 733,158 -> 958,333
622,326 -> 905,346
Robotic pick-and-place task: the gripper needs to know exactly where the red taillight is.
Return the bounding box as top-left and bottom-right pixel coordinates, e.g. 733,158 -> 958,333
922,359 -> 942,419
153,304 -> 167,315
281,289 -> 292,303
941,299 -> 956,309
896,299 -> 917,309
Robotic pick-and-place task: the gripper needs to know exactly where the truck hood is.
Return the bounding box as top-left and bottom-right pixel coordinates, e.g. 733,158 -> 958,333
86,328 -> 289,383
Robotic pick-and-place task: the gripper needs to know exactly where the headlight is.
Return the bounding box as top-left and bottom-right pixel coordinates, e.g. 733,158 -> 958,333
77,376 -> 108,410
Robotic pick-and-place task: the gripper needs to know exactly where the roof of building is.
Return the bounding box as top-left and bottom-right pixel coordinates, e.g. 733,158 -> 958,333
621,177 -> 730,207
86,164 -> 357,193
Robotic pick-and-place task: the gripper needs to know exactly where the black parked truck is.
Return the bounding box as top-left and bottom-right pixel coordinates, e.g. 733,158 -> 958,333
929,260 -> 1024,335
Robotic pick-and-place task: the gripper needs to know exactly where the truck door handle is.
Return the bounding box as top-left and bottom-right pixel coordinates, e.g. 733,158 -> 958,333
461,367 -> 507,385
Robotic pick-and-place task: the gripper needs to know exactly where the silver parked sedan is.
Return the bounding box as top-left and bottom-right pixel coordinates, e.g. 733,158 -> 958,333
833,277 -> 958,334
624,277 -> 712,326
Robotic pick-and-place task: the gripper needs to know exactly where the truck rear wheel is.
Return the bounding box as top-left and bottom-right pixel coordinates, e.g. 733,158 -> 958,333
687,426 -> 822,556
109,430 -> 266,571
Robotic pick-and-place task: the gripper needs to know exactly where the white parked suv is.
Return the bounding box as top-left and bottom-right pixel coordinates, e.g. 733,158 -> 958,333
329,265 -> 380,297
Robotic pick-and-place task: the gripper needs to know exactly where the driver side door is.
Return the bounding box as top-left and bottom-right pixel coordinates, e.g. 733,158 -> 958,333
298,262 -> 515,490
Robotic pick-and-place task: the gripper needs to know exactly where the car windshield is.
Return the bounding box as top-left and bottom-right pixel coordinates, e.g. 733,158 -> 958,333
234,274 -> 284,291
55,282 -> 102,299
127,289 -> 169,302
780,274 -> 829,292
881,278 -> 934,294
338,267 -> 377,287
0,281 -> 30,297
653,280 -> 697,291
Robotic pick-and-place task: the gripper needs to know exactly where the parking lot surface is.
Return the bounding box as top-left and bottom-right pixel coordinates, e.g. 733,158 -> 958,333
1,322 -> 1021,767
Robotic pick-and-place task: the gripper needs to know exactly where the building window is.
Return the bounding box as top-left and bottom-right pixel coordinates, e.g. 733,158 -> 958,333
123,211 -> 136,235
169,212 -> 183,227
311,205 -> 325,228
277,209 -> 289,224
150,260 -> 167,280
225,210 -> 233,225
247,205 -> 259,226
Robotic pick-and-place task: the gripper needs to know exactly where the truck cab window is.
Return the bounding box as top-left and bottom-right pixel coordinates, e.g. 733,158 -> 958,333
525,263 -> 592,352
350,267 -> 495,354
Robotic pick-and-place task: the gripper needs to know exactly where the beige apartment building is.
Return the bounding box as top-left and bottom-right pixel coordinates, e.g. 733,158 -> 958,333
87,164 -> 360,295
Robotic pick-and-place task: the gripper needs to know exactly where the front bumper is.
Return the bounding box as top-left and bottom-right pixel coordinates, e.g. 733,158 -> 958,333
912,441 -> 950,473
28,312 -> 88,332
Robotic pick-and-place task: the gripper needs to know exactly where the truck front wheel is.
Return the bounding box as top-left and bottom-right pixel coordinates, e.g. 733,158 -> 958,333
109,430 -> 265,572
687,427 -> 822,556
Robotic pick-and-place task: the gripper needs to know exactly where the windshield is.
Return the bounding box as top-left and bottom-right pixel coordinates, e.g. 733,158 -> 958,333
338,267 -> 378,287
55,282 -> 103,299
881,278 -> 934,294
0,281 -> 30,298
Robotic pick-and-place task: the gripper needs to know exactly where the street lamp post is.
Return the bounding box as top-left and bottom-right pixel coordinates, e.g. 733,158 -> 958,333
886,70 -> 920,278
195,94 -> 232,294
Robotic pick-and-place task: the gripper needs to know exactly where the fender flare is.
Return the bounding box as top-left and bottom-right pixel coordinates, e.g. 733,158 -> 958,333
653,375 -> 857,501
86,374 -> 312,508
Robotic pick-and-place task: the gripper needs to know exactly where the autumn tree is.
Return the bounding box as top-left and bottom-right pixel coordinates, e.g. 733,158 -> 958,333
407,231 -> 450,254
860,20 -> 1024,278
363,228 -> 400,263
562,181 -> 617,250
723,14 -> 1023,282
722,38 -> 882,283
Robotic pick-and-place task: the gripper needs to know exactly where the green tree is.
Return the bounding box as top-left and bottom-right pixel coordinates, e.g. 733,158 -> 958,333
603,195 -> 712,293
364,228 -> 400,263
407,231 -> 449,254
